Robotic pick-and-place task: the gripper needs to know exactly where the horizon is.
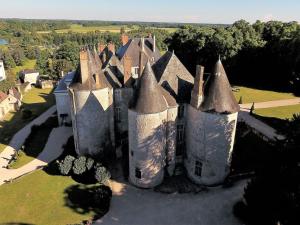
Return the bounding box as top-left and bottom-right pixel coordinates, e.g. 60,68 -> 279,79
0,0 -> 299,24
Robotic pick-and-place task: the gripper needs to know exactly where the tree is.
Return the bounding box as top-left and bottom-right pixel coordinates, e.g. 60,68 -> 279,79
234,115 -> 300,225
11,47 -> 26,66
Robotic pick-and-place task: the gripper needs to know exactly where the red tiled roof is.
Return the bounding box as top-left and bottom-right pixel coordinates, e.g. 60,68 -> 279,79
0,91 -> 8,103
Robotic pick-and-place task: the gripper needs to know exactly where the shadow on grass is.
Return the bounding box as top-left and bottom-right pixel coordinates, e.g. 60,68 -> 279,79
252,114 -> 288,134
64,184 -> 112,221
0,89 -> 55,151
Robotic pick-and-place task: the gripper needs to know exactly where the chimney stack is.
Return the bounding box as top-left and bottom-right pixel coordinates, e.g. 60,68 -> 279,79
123,54 -> 132,86
79,49 -> 89,84
121,34 -> 129,46
108,42 -> 115,55
191,65 -> 204,108
141,37 -> 145,52
98,43 -> 106,54
153,35 -> 156,52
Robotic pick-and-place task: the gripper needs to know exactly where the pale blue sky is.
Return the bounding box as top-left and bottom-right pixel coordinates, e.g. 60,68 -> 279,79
0,0 -> 299,24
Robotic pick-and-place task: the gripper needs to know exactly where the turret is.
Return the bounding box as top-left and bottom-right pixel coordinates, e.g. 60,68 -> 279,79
185,59 -> 239,186
128,62 -> 169,188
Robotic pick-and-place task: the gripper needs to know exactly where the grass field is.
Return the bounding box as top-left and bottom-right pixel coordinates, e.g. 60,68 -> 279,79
255,104 -> 300,120
0,88 -> 54,153
38,24 -> 136,34
10,59 -> 36,78
37,24 -> 177,34
233,86 -> 296,103
0,170 -> 95,225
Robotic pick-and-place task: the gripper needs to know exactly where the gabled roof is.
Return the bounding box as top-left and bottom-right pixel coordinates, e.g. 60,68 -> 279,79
200,59 -> 240,114
8,87 -> 21,100
152,51 -> 194,103
116,38 -> 160,67
132,61 -> 168,114
0,91 -> 8,103
69,48 -> 112,91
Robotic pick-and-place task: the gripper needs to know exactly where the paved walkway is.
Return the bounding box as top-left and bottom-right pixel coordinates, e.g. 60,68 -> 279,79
240,98 -> 300,110
237,98 -> 300,141
0,106 -> 56,170
0,126 -> 72,185
95,179 -> 246,225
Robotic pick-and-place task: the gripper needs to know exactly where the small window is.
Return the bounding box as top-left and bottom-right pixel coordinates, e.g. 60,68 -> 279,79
132,67 -> 139,79
115,90 -> 121,101
135,168 -> 141,179
177,124 -> 184,144
115,107 -> 121,122
131,151 -> 134,156
195,160 -> 202,177
178,105 -> 185,118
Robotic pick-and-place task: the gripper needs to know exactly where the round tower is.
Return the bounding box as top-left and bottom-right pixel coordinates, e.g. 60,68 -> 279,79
185,60 -> 240,186
69,49 -> 115,156
128,62 -> 169,188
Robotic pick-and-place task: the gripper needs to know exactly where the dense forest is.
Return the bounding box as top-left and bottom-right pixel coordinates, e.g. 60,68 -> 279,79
1,19 -> 300,95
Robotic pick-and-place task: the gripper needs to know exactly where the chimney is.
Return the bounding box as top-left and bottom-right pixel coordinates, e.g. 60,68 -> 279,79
141,37 -> 145,51
101,51 -> 107,64
61,71 -> 64,78
153,35 -> 156,52
98,43 -> 106,54
95,73 -> 100,87
121,34 -> 129,46
108,42 -> 115,55
123,54 -> 132,86
79,49 -> 89,84
138,50 -> 144,77
191,65 -> 204,108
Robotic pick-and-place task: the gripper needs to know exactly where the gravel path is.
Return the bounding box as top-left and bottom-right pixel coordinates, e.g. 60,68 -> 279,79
0,106 -> 56,170
0,126 -> 72,185
240,98 -> 300,110
95,179 -> 246,225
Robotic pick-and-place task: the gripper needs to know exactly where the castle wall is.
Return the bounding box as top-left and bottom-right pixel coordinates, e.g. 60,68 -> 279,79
185,105 -> 238,186
70,88 -> 113,156
128,109 -> 168,188
54,92 -> 72,125
114,88 -> 134,136
166,106 -> 178,176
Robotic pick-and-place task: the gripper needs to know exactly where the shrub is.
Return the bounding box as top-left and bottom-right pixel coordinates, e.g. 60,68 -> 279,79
95,165 -> 111,184
72,156 -> 87,175
86,157 -> 95,170
58,155 -> 75,175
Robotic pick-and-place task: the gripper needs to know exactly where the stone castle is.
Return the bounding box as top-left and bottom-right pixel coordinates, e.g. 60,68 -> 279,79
54,34 -> 240,188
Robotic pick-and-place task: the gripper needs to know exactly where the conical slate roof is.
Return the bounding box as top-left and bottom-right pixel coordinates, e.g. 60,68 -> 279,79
200,59 -> 239,114
133,61 -> 168,114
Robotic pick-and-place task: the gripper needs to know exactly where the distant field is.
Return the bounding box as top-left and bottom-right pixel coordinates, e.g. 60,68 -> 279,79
38,24 -> 136,34
233,86 -> 296,104
37,24 -> 177,34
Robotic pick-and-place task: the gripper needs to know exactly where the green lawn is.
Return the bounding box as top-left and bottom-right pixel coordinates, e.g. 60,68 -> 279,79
233,86 -> 296,104
0,88 -> 55,153
0,170 -> 95,225
10,59 -> 36,78
255,104 -> 300,120
38,24 -> 135,34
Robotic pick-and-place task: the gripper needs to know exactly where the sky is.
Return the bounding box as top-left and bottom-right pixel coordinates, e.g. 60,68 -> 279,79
0,0 -> 299,24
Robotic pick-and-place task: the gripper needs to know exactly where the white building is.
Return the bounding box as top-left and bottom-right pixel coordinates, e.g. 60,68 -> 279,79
54,71 -> 75,126
0,60 -> 6,81
19,69 -> 39,85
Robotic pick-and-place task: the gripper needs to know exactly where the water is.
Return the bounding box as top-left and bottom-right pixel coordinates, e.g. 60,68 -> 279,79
0,39 -> 8,45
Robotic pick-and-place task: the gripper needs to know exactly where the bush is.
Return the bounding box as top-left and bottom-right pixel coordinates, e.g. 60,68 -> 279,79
72,156 -> 87,175
86,157 -> 95,170
95,164 -> 111,184
58,155 -> 75,175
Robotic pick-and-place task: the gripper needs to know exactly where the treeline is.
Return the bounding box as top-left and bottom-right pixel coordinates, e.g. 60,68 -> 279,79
166,20 -> 300,93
